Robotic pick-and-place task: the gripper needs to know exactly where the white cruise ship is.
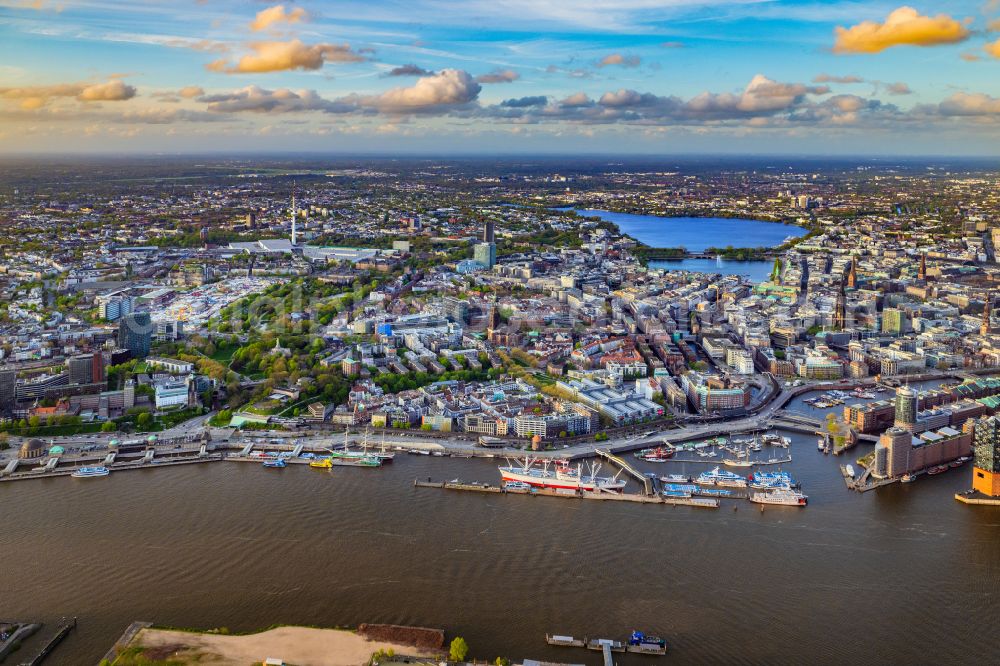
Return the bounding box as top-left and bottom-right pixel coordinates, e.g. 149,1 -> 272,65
750,488 -> 807,506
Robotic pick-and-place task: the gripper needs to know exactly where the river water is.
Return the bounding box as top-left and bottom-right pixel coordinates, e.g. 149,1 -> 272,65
4,422 -> 999,664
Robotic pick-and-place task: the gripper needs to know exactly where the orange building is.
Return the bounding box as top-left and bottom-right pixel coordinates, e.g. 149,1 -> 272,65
972,416 -> 1000,496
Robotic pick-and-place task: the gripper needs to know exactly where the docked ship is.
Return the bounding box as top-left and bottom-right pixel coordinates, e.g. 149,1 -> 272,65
697,466 -> 747,488
748,470 -> 797,490
750,488 -> 807,506
927,464 -> 949,476
263,458 -> 286,468
71,466 -> 110,478
498,457 -> 626,492
660,473 -> 691,484
634,445 -> 674,462
326,430 -> 395,464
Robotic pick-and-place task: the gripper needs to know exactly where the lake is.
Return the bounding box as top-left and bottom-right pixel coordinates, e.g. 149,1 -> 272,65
567,208 -> 806,253
647,257 -> 775,283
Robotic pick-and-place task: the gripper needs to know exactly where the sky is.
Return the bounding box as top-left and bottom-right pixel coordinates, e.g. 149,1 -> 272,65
1,0 -> 999,154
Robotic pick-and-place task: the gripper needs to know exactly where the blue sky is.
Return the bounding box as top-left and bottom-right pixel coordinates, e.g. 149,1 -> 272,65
1,1 -> 999,153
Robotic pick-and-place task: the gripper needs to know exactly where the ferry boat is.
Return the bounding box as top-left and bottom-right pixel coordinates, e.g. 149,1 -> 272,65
662,488 -> 692,498
628,631 -> 667,654
697,466 -> 747,488
71,466 -> 110,478
634,445 -> 674,462
498,457 -> 627,492
503,480 -> 532,491
750,488 -> 807,506
309,457 -> 333,469
660,474 -> 691,484
927,465 -> 949,476
263,458 -> 286,468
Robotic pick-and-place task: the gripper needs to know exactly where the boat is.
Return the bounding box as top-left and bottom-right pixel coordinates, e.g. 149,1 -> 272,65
750,488 -> 807,506
71,466 -> 110,478
900,473 -> 916,483
817,438 -> 825,451
503,480 -> 532,491
845,464 -> 856,478
660,474 -> 691,483
627,631 -> 667,655
722,457 -> 755,467
498,457 -> 627,492
263,458 -> 286,468
326,429 -> 395,464
634,445 -> 674,462
749,470 -> 797,490
697,466 -> 747,488
949,456 -> 971,469
927,465 -> 949,476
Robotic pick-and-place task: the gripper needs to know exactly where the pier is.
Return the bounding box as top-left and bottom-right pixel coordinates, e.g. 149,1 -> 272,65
413,479 -> 720,508
19,617 -> 76,666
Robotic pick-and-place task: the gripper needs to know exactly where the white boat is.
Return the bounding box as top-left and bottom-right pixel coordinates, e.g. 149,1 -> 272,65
697,466 -> 747,488
71,466 -> 110,478
499,457 -> 626,492
660,473 -> 692,483
750,488 -> 807,506
817,438 -> 825,451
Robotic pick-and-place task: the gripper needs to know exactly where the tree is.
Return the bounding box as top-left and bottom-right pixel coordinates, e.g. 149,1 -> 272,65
101,421 -> 116,432
136,412 -> 153,429
449,637 -> 469,662
27,415 -> 41,428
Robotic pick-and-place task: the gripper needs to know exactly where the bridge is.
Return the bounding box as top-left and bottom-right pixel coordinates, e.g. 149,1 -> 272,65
596,448 -> 654,495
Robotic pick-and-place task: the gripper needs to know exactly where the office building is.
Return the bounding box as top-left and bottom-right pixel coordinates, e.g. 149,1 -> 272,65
67,352 -> 105,385
882,308 -> 908,335
972,416 -> 1000,497
894,385 -> 918,430
98,294 -> 133,322
483,219 -> 495,243
118,312 -> 152,359
442,297 -> 470,324
473,241 -> 496,269
0,369 -> 15,416
880,425 -> 972,478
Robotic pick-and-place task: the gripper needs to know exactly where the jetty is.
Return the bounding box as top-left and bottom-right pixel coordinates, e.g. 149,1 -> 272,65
20,617 -> 76,666
413,479 -> 719,508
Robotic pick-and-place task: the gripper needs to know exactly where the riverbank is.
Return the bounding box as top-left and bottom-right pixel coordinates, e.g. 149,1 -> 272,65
108,624 -> 441,666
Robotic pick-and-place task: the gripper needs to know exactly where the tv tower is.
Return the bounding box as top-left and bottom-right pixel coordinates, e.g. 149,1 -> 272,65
290,186 -> 297,246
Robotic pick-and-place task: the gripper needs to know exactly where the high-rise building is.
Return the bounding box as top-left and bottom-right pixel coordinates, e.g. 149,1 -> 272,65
483,219 -> 495,244
473,241 -> 496,269
881,307 -> 907,335
98,294 -> 133,322
982,298 -> 993,337
67,353 -> 104,385
246,212 -> 257,229
0,369 -> 16,416
118,312 -> 152,359
894,385 -> 918,430
918,253 -> 927,280
442,296 -> 469,324
972,416 -> 1000,496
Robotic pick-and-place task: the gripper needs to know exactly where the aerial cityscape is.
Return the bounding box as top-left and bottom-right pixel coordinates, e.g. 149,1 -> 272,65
2,1 -> 1000,666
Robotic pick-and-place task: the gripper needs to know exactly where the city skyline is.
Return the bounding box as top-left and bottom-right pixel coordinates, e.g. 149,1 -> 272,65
2,1 -> 1000,154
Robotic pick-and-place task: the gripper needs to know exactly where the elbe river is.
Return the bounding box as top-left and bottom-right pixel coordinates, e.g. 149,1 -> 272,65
4,418 -> 999,664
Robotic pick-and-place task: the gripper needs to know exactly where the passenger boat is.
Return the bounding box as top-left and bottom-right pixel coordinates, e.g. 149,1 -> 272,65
750,488 -> 807,506
817,438 -> 825,451
900,473 -> 916,483
71,466 -> 110,478
263,458 -> 286,468
498,457 -> 626,492
697,466 -> 747,488
634,445 -> 674,462
927,465 -> 949,476
503,480 -> 531,491
749,470 -> 797,490
660,473 -> 691,483
627,630 -> 667,654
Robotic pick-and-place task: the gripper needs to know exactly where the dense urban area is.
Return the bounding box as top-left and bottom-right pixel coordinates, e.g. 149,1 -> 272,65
0,157 -> 999,496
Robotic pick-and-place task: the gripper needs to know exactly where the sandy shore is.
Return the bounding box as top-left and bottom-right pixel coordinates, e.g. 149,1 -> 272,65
130,625 -> 436,665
